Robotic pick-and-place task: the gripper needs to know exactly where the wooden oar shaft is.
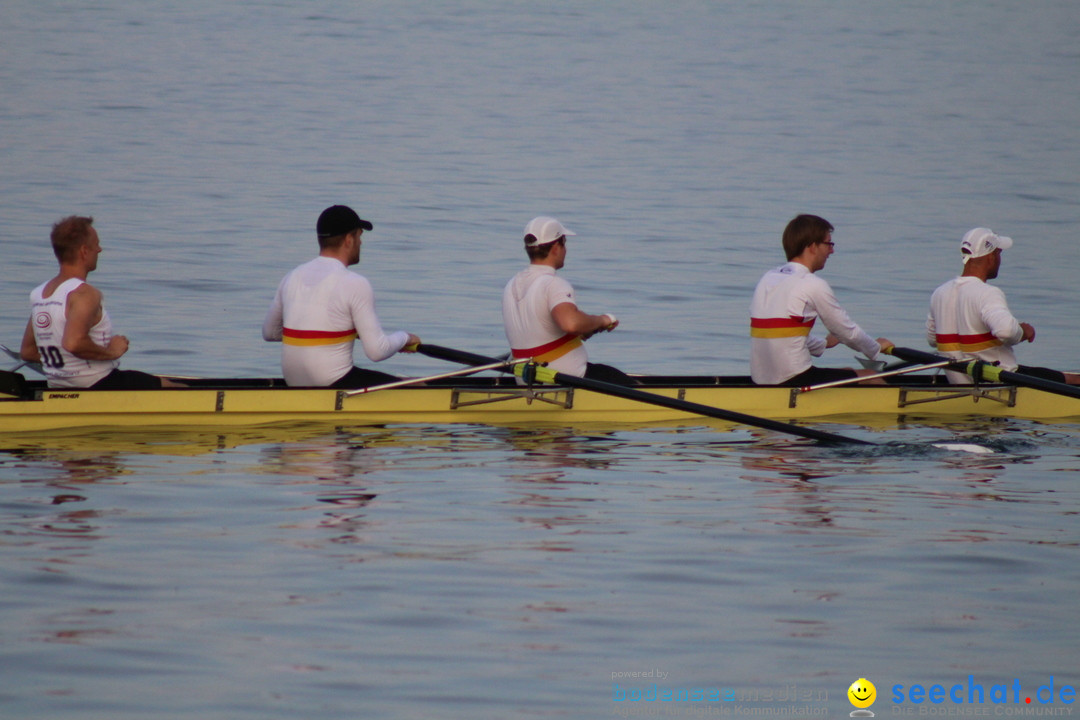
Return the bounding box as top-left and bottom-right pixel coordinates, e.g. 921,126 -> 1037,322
417,344 -> 874,445
887,346 -> 1080,401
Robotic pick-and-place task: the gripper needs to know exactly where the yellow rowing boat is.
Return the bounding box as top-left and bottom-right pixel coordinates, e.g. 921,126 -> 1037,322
1,373 -> 1076,434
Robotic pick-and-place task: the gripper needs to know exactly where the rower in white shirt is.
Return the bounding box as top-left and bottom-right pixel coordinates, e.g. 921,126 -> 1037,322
927,227 -> 1080,385
502,216 -> 632,385
750,214 -> 892,386
263,205 -> 420,387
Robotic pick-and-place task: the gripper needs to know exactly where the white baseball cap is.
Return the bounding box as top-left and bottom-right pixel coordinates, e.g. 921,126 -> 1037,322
524,216 -> 576,247
960,227 -> 1013,264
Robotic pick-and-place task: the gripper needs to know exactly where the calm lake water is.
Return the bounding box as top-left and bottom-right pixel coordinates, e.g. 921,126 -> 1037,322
2,1 -> 1079,718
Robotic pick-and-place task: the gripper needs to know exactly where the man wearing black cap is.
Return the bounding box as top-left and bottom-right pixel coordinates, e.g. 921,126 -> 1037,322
262,205 -> 420,387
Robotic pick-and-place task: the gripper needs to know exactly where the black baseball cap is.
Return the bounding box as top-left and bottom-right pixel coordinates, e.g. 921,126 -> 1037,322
316,205 -> 373,239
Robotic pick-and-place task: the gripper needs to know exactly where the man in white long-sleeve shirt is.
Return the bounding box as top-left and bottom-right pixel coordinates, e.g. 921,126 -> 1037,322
263,205 -> 420,387
927,227 -> 1079,385
750,214 -> 892,386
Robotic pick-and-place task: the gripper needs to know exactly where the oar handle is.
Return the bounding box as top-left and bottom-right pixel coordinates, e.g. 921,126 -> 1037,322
417,344 -> 499,367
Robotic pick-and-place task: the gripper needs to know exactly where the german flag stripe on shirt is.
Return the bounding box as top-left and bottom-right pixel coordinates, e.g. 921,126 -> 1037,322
282,328 -> 358,346
511,333 -> 583,363
750,316 -> 816,338
934,332 -> 1001,353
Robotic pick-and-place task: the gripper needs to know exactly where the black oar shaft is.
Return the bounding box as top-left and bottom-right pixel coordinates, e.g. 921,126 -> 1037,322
417,344 -> 874,445
887,346 -> 1080,401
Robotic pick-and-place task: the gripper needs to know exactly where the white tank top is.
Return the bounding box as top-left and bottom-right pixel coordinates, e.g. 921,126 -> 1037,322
29,278 -> 119,388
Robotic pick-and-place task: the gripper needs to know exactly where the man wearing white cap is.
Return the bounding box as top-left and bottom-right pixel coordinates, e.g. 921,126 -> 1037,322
502,216 -> 630,384
927,227 -> 1079,385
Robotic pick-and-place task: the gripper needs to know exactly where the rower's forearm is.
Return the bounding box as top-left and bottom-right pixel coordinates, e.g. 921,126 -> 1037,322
560,312 -> 615,336
584,313 -> 615,334
20,321 -> 39,362
20,343 -> 41,363
64,335 -> 126,361
65,344 -> 115,360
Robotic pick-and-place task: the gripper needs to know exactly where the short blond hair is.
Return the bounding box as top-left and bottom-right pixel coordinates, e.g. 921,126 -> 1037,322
51,216 -> 95,263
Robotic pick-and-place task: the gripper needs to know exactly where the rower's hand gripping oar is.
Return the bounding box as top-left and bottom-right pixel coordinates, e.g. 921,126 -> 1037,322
415,344 -> 874,445
885,346 -> 1080,400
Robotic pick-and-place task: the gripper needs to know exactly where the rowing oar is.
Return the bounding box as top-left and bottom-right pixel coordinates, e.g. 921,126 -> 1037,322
415,344 -> 874,445
0,344 -> 43,375
798,360 -> 952,392
886,346 -> 1080,401
343,358 -> 528,396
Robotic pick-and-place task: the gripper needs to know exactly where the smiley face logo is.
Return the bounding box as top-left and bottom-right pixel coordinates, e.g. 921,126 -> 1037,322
848,678 -> 876,709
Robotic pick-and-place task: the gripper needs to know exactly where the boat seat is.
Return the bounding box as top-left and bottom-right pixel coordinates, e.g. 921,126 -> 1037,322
0,370 -> 30,400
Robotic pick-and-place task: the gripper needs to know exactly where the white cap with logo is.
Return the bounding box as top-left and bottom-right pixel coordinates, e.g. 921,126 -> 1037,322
524,216 -> 576,247
961,227 -> 1013,264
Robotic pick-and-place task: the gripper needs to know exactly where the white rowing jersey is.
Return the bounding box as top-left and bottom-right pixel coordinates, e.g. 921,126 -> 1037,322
29,278 -> 119,388
749,262 -> 879,384
927,276 -> 1023,382
263,256 -> 410,386
502,265 -> 588,377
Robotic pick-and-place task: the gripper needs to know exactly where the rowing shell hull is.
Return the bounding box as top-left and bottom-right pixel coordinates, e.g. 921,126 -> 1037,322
0,377 -> 1076,433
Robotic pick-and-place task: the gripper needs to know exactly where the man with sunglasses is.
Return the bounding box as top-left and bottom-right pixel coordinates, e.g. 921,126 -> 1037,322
502,216 -> 631,384
750,214 -> 892,386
